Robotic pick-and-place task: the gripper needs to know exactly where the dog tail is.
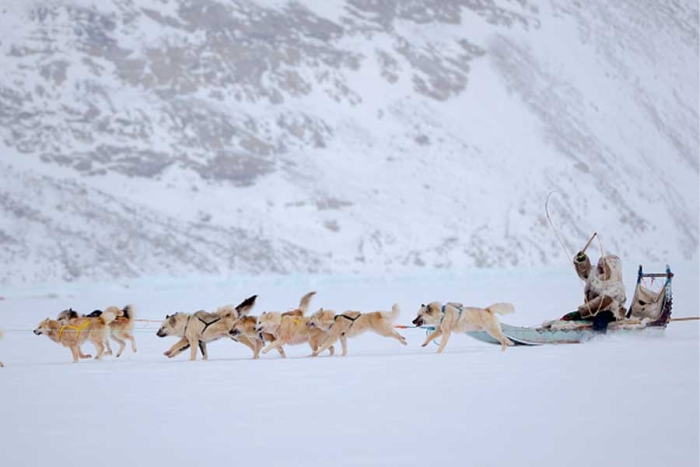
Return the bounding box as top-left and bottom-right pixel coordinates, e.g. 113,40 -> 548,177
386,303 -> 400,322
297,291 -> 317,315
235,295 -> 257,317
122,304 -> 135,320
487,303 -> 515,315
100,309 -> 118,325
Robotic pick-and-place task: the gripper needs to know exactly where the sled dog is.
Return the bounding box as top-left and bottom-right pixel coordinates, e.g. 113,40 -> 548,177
412,301 -> 515,352
229,316 -> 286,359
34,309 -> 117,362
156,295 -> 257,361
254,291 -> 334,356
58,305 -> 137,358
255,312 -> 335,357
309,304 -> 407,357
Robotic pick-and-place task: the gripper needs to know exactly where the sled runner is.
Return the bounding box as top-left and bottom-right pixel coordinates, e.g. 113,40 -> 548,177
462,265 -> 674,346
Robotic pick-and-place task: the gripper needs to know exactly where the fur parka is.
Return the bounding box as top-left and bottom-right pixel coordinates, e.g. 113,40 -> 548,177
573,253 -> 627,320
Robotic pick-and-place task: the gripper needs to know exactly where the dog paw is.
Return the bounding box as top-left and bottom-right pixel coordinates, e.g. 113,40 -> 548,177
421,343 -> 428,348
163,350 -> 171,357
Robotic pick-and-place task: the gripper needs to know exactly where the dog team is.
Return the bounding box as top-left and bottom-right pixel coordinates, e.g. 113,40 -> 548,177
0,292 -> 515,364
155,292 -> 413,361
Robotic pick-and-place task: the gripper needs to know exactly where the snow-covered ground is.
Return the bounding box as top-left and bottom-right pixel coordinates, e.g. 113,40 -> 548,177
1,262 -> 697,466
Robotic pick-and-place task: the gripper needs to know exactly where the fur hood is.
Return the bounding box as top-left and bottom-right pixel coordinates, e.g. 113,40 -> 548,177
587,255 -> 626,303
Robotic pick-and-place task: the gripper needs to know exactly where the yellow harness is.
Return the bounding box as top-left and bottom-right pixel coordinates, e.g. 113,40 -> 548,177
292,318 -> 303,325
58,320 -> 90,340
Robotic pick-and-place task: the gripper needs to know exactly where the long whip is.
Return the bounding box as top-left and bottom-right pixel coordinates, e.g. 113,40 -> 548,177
545,191 -> 585,288
544,191 -> 573,260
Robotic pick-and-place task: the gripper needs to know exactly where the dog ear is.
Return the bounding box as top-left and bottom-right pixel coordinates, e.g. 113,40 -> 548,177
165,314 -> 170,319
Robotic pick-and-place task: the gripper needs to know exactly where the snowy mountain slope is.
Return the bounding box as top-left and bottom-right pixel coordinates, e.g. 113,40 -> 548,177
0,160 -> 323,284
0,0 -> 697,285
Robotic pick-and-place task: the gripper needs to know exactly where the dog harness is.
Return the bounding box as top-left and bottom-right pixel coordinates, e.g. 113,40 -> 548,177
57,320 -> 90,340
334,313 -> 360,327
439,304 -> 464,325
182,316 -> 192,335
197,316 -> 221,334
334,313 -> 360,336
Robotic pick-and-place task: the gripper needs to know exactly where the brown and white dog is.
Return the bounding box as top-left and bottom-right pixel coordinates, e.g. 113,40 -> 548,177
34,309 -> 117,362
58,305 -> 137,358
256,312 -> 335,357
156,295 -> 257,361
309,304 -> 407,357
229,316 -> 286,359
254,291 -> 334,357
412,301 -> 515,352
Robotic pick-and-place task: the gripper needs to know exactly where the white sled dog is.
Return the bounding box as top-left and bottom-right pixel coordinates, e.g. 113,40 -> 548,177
412,301 -> 515,352
157,295 -> 257,361
308,304 -> 407,357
